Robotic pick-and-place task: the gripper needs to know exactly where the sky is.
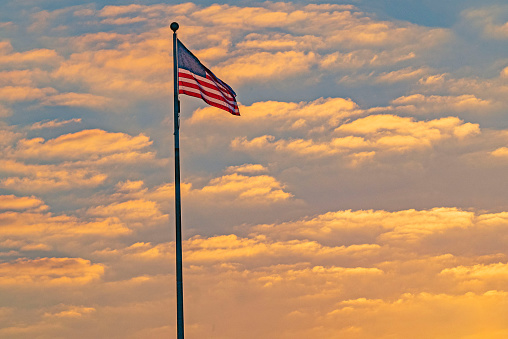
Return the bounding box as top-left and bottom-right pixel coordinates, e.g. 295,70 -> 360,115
2,0 -> 508,338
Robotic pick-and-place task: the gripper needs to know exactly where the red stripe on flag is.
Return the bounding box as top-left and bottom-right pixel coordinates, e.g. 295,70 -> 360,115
180,88 -> 239,115
179,80 -> 237,106
179,82 -> 238,113
178,71 -> 236,101
178,69 -> 239,115
179,87 -> 239,114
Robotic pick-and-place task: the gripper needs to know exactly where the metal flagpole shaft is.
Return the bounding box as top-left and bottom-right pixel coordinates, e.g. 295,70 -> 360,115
171,21 -> 184,339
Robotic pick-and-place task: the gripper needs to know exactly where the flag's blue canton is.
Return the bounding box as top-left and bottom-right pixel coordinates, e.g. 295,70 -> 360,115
177,40 -> 206,78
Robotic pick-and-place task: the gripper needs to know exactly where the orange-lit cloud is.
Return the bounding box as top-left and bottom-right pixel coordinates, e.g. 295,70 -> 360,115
189,97 -> 360,126
0,86 -> 56,102
199,173 -> 293,203
149,173 -> 293,205
0,210 -> 130,238
0,159 -> 107,192
440,262 -> 508,292
115,180 -> 145,192
253,208 -> 475,244
224,163 -> 268,174
231,114 -> 480,162
336,114 -> 480,147
491,147 -> 508,157
238,33 -> 324,51
13,129 -> 152,160
0,195 -> 47,211
51,33 -> 173,101
392,94 -> 493,115
321,49 -> 416,70
0,41 -> 61,66
30,118 -> 82,130
41,92 -> 112,108
87,199 -> 167,227
136,165 -> 294,208
214,51 -> 317,84
0,257 -> 103,285
44,305 -> 96,318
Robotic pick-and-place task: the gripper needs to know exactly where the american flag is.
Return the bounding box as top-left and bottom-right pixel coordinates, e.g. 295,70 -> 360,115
177,39 -> 239,116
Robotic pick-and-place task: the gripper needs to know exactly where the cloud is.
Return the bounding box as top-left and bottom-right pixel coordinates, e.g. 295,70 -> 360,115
0,70 -> 39,87
41,92 -> 113,109
198,173 -> 293,203
100,17 -> 147,25
191,4 -> 303,29
30,118 -> 82,130
440,263 -> 508,292
183,235 -> 380,266
0,257 -> 104,285
115,180 -> 145,193
231,113 -> 480,163
149,173 -> 293,206
0,159 -> 107,192
232,135 -> 368,158
376,67 -> 429,83
53,52 -> 170,98
317,291 -> 508,339
0,41 -> 61,67
44,305 -> 96,318
189,97 -> 360,128
238,33 -> 325,52
87,199 -> 167,227
0,125 -> 22,146
462,6 -> 508,39
189,3 -> 449,52
253,208 -> 476,246
12,129 -> 153,160
98,3 -> 196,18
0,195 -> 48,212
491,147 -> 508,157
63,32 -> 133,52
320,49 -> 416,70
138,164 -> 294,208
224,164 -> 268,174
36,1 -> 452,103
335,114 -> 480,150
213,51 -> 317,84
0,86 -> 57,102
0,73 -> 109,111
392,94 -> 493,115
51,32 -> 174,100
0,128 -> 159,194
98,4 -> 146,17
0,210 -> 130,239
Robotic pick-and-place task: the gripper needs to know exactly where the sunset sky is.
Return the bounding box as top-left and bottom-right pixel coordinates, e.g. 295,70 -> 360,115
2,1 -> 508,338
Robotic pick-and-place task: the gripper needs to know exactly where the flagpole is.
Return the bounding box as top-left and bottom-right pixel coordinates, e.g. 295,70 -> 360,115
171,21 -> 184,339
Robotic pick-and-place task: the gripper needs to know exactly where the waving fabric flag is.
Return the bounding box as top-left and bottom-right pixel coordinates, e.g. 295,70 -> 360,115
177,39 -> 240,116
